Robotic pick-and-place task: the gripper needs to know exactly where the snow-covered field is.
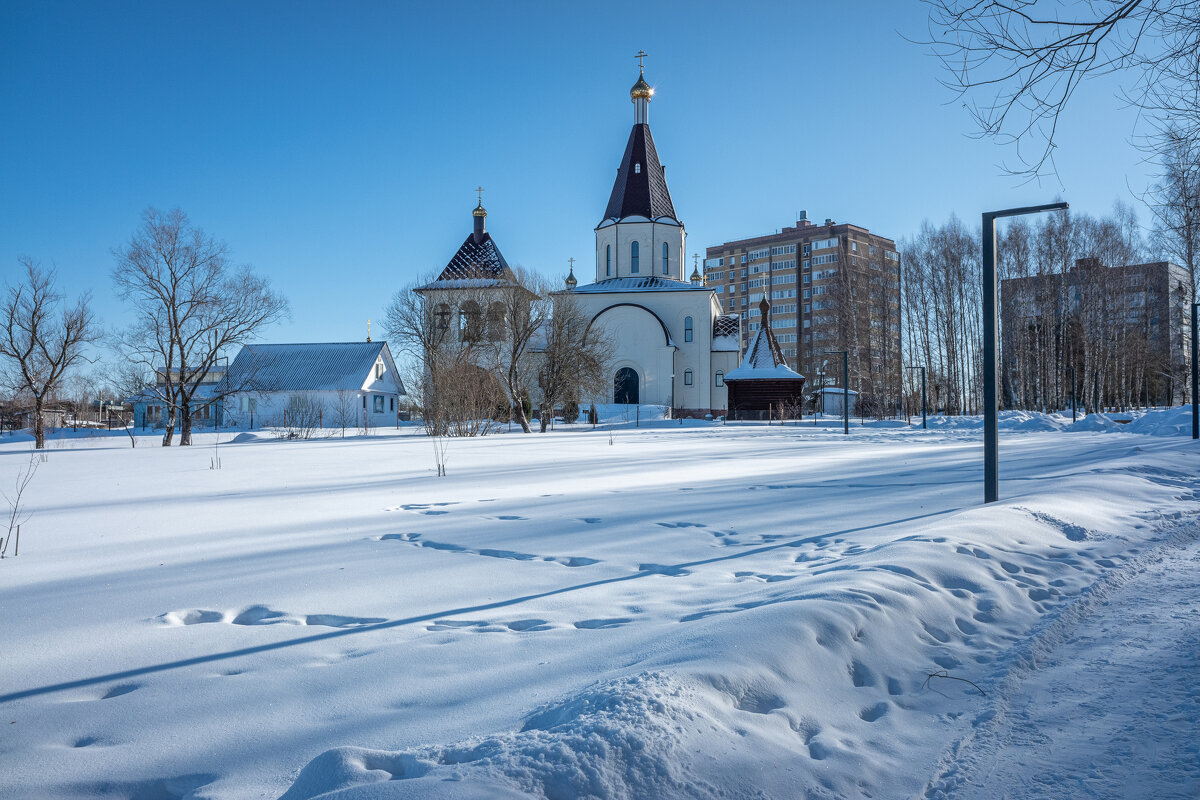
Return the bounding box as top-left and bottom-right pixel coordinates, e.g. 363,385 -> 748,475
1,411 -> 1197,799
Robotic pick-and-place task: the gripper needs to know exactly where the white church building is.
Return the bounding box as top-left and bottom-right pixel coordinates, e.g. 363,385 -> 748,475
565,65 -> 740,414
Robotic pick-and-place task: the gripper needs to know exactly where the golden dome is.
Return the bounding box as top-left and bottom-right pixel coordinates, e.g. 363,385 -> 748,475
630,74 -> 653,101
472,202 -> 487,218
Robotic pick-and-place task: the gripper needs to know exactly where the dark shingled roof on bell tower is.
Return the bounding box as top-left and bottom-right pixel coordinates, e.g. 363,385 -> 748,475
435,231 -> 513,281
602,124 -> 678,223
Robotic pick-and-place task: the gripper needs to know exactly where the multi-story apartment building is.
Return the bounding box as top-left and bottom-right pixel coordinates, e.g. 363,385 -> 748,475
704,214 -> 902,400
1000,258 -> 1193,406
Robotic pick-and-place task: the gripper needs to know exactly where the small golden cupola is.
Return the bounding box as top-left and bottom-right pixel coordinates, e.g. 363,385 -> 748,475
631,50 -> 653,124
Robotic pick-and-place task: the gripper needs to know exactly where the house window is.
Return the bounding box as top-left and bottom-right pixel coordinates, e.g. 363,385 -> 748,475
662,242 -> 669,274
375,362 -> 383,379
390,397 -> 394,411
373,395 -> 384,413
630,241 -> 640,273
606,245 -> 611,276
715,370 -> 724,387
634,162 -> 641,173
684,369 -> 693,386
684,316 -> 693,343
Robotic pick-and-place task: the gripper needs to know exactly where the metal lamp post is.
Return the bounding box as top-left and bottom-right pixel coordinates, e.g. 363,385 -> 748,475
1192,302 -> 1198,439
1067,366 -> 1076,422
983,202 -> 1068,503
906,365 -> 927,429
824,350 -> 849,435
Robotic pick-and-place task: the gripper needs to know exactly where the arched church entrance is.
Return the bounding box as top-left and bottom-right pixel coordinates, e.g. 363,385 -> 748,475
614,367 -> 639,404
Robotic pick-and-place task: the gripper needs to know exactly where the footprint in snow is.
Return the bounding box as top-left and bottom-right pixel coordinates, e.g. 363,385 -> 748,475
858,702 -> 890,723
574,618 -> 632,629
157,606 -> 384,629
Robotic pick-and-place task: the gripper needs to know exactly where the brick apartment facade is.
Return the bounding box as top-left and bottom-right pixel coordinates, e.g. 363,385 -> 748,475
1000,259 -> 1193,405
704,215 -> 902,401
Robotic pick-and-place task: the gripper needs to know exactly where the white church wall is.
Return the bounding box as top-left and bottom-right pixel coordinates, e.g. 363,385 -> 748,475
585,304 -> 676,406
594,220 -> 685,282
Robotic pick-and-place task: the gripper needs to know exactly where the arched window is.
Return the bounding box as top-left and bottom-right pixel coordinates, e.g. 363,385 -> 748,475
662,242 -> 669,274
486,303 -> 505,341
459,300 -> 482,342
684,316 -> 693,343
606,245 -> 611,277
715,370 -> 725,387
434,303 -> 451,331
634,162 -> 641,174
684,369 -> 694,386
630,241 -> 640,273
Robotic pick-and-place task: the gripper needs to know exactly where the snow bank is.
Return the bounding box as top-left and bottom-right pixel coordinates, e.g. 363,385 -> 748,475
1124,405 -> 1196,436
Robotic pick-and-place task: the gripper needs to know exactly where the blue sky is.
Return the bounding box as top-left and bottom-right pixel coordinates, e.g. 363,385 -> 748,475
1,1 -> 1155,349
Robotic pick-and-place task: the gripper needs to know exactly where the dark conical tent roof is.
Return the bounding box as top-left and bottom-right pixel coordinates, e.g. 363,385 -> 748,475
724,298 -> 806,382
420,204 -> 517,289
602,124 -> 678,223
435,231 -> 513,282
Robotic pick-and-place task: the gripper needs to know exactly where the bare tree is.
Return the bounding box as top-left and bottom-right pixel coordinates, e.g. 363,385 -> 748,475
112,208 -> 288,446
1147,128 -> 1200,305
384,275 -> 504,438
0,259 -> 99,449
1,452 -> 38,558
923,0 -> 1200,177
538,293 -> 612,433
331,389 -> 357,438
476,268 -> 551,433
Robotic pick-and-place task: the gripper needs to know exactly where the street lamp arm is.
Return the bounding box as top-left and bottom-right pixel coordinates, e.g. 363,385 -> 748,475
983,202 -> 1068,222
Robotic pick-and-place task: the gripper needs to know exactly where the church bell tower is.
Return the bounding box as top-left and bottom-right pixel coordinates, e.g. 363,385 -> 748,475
594,52 -> 686,284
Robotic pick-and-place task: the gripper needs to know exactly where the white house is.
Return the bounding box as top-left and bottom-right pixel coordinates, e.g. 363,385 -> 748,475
223,341 -> 405,428
564,64 -> 740,414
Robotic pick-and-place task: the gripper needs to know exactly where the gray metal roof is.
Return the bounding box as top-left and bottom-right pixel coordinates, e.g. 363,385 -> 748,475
226,342 -> 401,393
571,276 -> 708,293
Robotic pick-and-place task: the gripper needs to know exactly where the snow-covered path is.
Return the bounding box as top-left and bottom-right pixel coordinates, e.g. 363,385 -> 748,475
924,519 -> 1200,800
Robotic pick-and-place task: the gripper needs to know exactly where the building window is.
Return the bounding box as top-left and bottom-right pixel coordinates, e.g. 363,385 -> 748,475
373,395 -> 384,413
684,369 -> 693,386
631,241 -> 640,273
662,242 -> 669,274
634,162 -> 641,173
375,362 -> 383,379
715,370 -> 724,387
684,316 -> 693,342
606,245 -> 611,276
390,397 -> 395,411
